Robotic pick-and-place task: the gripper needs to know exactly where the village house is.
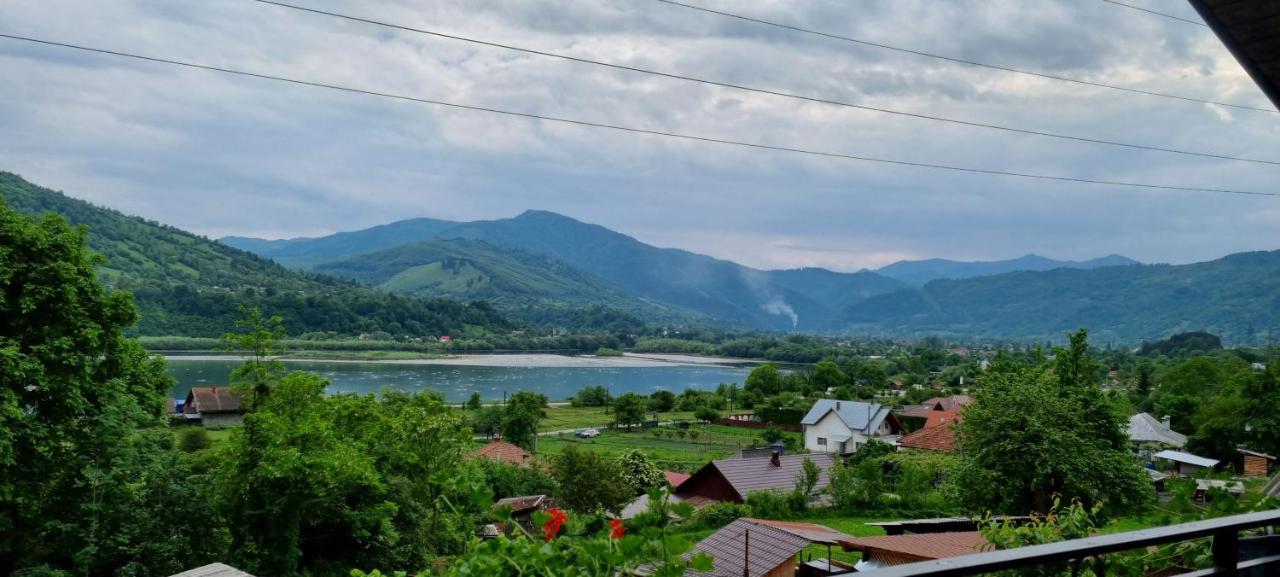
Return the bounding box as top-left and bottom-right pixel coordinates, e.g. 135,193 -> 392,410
467,440 -> 537,467
1154,450 -> 1220,476
1126,412 -> 1187,455
683,518 -> 854,577
895,395 -> 972,431
169,563 -> 256,577
675,452 -> 835,505
800,400 -> 901,454
1237,450 -> 1275,477
182,386 -> 245,429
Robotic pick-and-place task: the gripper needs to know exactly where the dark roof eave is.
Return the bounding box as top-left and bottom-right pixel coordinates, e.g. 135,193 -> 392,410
1188,0 -> 1280,109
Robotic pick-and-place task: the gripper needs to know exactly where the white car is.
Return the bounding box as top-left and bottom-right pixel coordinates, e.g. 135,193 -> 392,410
576,428 -> 600,438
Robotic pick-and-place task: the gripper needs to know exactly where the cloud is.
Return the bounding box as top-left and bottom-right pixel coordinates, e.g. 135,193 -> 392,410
0,0 -> 1276,271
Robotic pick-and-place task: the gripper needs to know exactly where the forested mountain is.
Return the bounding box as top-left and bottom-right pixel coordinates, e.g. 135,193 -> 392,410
843,251 -> 1280,344
0,172 -> 509,337
314,237 -> 706,327
876,253 -> 1139,286
221,216 -> 461,268
230,210 -> 908,330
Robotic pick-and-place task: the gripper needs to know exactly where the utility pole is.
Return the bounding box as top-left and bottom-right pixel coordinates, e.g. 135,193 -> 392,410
742,528 -> 750,577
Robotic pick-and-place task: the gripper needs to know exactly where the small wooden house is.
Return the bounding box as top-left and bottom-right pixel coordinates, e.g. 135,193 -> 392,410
183,387 -> 245,429
1238,450 -> 1275,477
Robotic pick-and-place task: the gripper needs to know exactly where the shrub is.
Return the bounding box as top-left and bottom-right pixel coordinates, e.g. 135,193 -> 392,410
595,347 -> 624,357
688,502 -> 749,530
175,427 -> 211,453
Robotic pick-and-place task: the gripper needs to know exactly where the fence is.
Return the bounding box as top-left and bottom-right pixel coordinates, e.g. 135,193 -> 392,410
712,418 -> 802,432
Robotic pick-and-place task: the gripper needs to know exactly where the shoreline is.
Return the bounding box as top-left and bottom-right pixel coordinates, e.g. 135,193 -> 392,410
159,351 -> 759,369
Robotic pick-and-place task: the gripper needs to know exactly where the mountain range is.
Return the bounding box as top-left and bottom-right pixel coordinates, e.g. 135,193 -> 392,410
6,170 -> 1276,343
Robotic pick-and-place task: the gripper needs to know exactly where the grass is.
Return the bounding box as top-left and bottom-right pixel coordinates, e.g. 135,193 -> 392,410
534,426 -> 772,470
786,516 -> 893,568
536,407 -> 758,433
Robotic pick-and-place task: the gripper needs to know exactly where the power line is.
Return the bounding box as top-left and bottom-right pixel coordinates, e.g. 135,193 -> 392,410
0,32 -> 1273,198
1098,0 -> 1209,27
252,0 -> 1280,168
649,0 -> 1271,113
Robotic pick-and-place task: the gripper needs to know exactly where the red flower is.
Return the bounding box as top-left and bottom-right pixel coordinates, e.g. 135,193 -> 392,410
609,519 -> 625,540
542,508 -> 567,542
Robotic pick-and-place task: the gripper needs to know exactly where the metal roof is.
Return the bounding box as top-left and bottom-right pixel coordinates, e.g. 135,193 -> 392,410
706,453 -> 834,500
800,399 -> 889,433
169,564 -> 255,577
839,531 -> 989,565
1153,450 -> 1220,468
1126,413 -> 1187,448
683,518 -> 814,577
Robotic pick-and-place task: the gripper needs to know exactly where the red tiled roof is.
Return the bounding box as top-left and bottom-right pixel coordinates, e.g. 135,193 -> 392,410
665,471 -> 691,487
839,531 -> 989,565
184,386 -> 243,414
468,441 -> 534,467
924,409 -> 961,429
898,424 -> 957,452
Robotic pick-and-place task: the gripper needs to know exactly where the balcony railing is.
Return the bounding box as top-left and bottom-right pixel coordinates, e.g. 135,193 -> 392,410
844,509 -> 1280,577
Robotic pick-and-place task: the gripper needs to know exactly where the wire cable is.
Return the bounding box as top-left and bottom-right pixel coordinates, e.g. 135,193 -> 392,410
252,0 -> 1280,168
1098,0 -> 1209,27
648,0 -> 1270,113
0,32 -> 1273,197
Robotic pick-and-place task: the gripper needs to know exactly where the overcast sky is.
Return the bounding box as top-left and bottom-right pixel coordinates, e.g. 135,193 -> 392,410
2,0 -> 1278,271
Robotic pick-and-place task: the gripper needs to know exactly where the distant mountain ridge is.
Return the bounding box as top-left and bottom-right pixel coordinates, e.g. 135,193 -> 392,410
876,253 -> 1139,286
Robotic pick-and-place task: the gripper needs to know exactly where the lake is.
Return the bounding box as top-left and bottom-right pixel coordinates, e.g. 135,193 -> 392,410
164,356 -> 753,402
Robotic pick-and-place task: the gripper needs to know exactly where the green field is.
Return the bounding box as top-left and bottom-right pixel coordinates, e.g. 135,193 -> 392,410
533,423 -> 795,471
537,406 -> 702,432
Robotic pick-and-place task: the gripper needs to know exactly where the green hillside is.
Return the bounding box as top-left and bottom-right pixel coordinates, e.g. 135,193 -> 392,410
0,172 -> 509,337
314,238 -> 706,327
221,216 -> 461,269
842,251 -> 1280,344
875,254 -> 1139,286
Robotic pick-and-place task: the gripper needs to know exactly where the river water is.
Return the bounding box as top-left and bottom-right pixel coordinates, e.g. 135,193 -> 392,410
164,356 -> 753,402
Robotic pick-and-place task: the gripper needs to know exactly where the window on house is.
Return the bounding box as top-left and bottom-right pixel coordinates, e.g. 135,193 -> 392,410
816,437 -> 827,446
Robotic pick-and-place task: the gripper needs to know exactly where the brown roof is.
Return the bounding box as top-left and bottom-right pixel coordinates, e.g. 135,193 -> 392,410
184,387 -> 243,414
839,531 -> 989,565
467,441 -> 534,467
685,453 -> 834,501
665,470 -> 691,486
1191,0 -> 1280,109
746,518 -> 852,545
684,518 -> 814,577
924,409 -> 961,429
494,494 -> 546,515
924,395 -> 973,411
898,404 -> 936,419
898,424 -> 958,452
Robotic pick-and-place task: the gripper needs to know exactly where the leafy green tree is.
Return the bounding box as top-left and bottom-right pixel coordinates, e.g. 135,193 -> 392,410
648,390 -> 676,413
953,334 -> 1152,515
761,426 -> 786,444
0,202 -> 176,574
694,405 -> 720,423
795,457 -> 821,500
465,391 -> 483,410
176,427 -> 212,452
571,385 -> 610,408
612,393 -> 648,429
744,363 -> 783,395
810,360 -> 847,392
552,446 -> 633,514
478,459 -> 559,500
222,306 -> 286,408
616,449 -> 665,495
215,373 -> 398,575
502,392 -> 547,450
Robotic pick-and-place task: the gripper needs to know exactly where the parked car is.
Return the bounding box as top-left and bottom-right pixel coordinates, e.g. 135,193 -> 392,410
576,428 -> 600,438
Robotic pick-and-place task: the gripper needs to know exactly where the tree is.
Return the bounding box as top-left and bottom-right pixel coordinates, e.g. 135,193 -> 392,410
694,405 -> 720,423
761,426 -> 786,444
222,306 -> 286,408
616,449 -> 665,495
810,360 -> 847,393
503,392 -> 547,450
0,202 -> 176,574
648,390 -> 676,413
953,334 -> 1152,515
795,457 -> 821,500
744,364 -> 783,395
176,427 -> 212,452
612,393 -> 648,429
465,391 -> 483,410
552,446 -> 633,514
571,385 -> 611,408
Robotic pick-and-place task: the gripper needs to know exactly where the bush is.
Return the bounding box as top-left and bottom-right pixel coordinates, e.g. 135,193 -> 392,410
595,347 -> 624,357
175,427 -> 211,453
688,502 -> 749,531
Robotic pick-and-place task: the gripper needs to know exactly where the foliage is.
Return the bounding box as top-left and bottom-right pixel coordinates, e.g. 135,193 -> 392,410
953,331 -> 1153,515
744,364 -> 783,395
795,457 -> 822,501
464,392 -> 483,410
694,405 -> 720,423
0,199 -> 178,575
615,449 -> 666,495
176,427 -> 212,453
1139,331 -> 1223,357
502,392 -> 548,450
612,393 -> 648,429
552,446 -> 634,514
595,347 -> 623,357
477,459 -> 559,501
761,426 -> 785,444
687,502 -> 750,531
847,439 -> 896,466
571,385 -> 611,408
648,390 -> 676,413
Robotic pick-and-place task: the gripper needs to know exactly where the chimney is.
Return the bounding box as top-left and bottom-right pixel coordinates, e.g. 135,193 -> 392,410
770,449 -> 781,467
836,401 -> 841,410
1161,415 -> 1172,429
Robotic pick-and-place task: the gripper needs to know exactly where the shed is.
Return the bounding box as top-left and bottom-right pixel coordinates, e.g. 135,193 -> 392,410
1153,450 -> 1220,476
183,387 -> 245,429
1239,450 -> 1276,477
683,518 -> 852,577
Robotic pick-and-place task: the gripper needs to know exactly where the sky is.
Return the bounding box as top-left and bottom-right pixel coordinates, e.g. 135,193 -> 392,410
2,0 -> 1278,272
